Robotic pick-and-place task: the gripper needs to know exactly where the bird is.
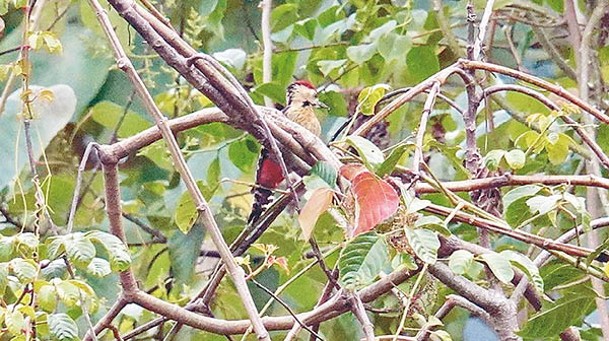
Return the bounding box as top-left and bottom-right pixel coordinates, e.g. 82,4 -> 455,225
247,80 -> 327,226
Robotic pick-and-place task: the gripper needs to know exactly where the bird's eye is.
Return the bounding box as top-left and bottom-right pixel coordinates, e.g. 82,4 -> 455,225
303,100 -> 312,107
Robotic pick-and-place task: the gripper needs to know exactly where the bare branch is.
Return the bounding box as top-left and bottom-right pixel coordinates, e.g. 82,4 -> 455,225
460,60 -> 609,124
260,0 -> 273,107
413,82 -> 440,173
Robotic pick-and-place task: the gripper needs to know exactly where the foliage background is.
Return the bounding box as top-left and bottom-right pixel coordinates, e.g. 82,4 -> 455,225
1,0 -> 609,340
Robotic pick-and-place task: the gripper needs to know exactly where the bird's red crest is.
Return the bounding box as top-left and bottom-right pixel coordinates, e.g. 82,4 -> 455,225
293,80 -> 316,90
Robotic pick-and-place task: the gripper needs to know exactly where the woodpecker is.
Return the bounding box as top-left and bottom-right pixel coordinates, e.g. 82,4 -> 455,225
248,80 -> 326,225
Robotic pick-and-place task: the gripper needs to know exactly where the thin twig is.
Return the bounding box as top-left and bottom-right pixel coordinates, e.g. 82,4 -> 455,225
473,0 -> 495,60
260,0 -> 273,107
250,278 -> 325,340
432,0 -> 462,56
350,293 -> 375,341
413,82 -> 440,173
460,59 -> 609,124
67,142 -> 98,233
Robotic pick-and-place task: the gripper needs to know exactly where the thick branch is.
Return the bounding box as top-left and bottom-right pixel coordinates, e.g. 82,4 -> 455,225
460,60 -> 609,124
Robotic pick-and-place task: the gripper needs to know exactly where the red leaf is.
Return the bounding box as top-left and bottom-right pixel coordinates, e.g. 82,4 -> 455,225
298,187 -> 334,240
339,164 -> 366,181
351,170 -> 399,237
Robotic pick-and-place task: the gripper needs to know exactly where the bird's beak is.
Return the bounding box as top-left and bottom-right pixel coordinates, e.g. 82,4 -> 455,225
314,100 -> 329,110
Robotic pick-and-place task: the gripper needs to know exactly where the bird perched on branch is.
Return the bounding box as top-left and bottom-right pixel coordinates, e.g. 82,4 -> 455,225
248,80 -> 327,225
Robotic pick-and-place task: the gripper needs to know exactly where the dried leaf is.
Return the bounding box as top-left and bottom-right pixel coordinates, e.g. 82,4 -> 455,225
298,187 -> 334,240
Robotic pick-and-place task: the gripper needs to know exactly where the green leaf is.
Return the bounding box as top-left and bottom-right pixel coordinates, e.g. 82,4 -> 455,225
345,135 -> 385,171
376,143 -> 410,177
503,185 -> 542,226
294,18 -> 318,41
545,132 -> 571,164
526,194 -> 561,216
207,157 -> 221,190
515,131 -> 545,153
319,90 -> 348,117
541,261 -> 585,291
448,250 -> 474,275
406,46 -> 440,83
168,223 -> 205,284
89,101 -> 150,138
53,280 -> 80,307
310,161 -> 338,188
38,285 -> 57,312
0,263 -> 8,295
0,85 -> 76,191
212,48 -> 247,70
404,194 -> 430,215
68,279 -> 98,312
483,149 -> 505,171
15,233 -> 39,251
5,309 -> 25,336
271,4 -> 298,31
9,258 -> 38,283
404,229 -> 440,264
1,20 -> 112,115
254,82 -> 285,104
86,258 -> 111,277
48,313 -> 78,341
356,84 -> 391,116
174,191 -> 199,234
64,233 -> 95,267
502,250 -> 543,293
378,33 -> 412,61
47,237 -> 65,260
272,51 -> 298,88
519,286 -> 596,338
228,137 -> 258,172
318,59 -> 347,77
479,253 -> 514,284
40,260 -> 67,279
139,143 -> 172,171
86,231 -> 131,271
339,233 -> 390,290
368,20 -> 397,40
347,43 -> 377,64
40,31 -> 63,54
504,149 -> 526,170
0,236 -> 15,261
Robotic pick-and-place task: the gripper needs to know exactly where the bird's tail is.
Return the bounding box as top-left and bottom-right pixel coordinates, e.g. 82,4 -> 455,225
247,187 -> 273,225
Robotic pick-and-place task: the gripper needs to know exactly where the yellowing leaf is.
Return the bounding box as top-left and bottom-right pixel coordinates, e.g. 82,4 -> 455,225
356,84 -> 390,116
546,133 -> 571,165
345,135 -> 385,171
299,187 -> 334,240
350,170 -> 399,237
505,149 -> 526,170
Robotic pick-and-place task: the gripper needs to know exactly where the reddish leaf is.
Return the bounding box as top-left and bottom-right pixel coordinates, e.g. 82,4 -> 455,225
298,187 -> 335,240
340,164 -> 366,181
351,170 -> 399,237
268,255 -> 289,273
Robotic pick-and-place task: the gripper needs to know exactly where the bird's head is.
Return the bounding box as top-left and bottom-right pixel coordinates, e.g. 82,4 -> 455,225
286,80 -> 328,110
